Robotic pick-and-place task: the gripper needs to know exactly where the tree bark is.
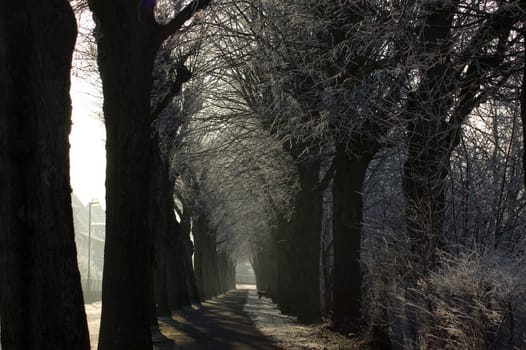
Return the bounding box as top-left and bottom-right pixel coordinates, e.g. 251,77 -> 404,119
289,159 -> 322,323
193,217 -> 225,300
89,2 -> 158,348
331,145 -> 372,331
252,244 -> 273,295
402,2 -> 458,274
88,1 -> 211,347
275,218 -> 296,315
0,1 -> 90,349
196,224 -> 209,300
179,214 -> 201,304
522,25 -> 526,190
263,230 -> 279,301
151,152 -> 173,318
167,226 -> 193,310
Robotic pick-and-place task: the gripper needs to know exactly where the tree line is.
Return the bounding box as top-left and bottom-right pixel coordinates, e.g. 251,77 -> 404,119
1,1 -> 526,350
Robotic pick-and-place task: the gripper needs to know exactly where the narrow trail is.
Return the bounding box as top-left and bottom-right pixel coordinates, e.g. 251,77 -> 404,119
159,289 -> 278,350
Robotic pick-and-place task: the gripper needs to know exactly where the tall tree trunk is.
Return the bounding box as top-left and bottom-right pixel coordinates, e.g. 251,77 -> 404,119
522,25 -> 526,190
266,233 -> 279,300
88,1 -> 211,347
400,4 -> 458,346
193,216 -> 210,300
403,146 -> 448,271
402,1 -> 458,274
269,220 -> 286,306
0,2 -> 90,349
151,152 -> 173,318
331,145 -> 372,331
168,228 -> 192,310
89,3 -> 158,348
252,244 -> 273,294
275,220 -> 295,315
180,214 -> 201,304
289,160 -> 322,323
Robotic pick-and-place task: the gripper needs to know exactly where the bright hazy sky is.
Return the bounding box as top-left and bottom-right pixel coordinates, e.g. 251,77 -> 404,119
69,75 -> 106,208
69,8 -> 106,208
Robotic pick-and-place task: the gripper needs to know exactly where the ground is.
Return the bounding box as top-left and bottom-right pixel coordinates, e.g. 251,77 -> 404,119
84,300 -> 102,348
242,287 -> 361,350
157,288 -> 276,349
85,285 -> 362,349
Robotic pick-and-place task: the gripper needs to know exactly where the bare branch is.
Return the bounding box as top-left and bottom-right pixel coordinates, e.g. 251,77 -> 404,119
156,0 -> 212,45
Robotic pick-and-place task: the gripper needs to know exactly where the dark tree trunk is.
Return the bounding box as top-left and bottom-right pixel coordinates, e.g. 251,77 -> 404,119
402,2 -> 458,274
331,145 -> 372,331
399,6 -> 458,345
179,215 -> 201,304
288,160 -> 322,323
228,257 -> 236,291
217,252 -> 233,294
193,216 -> 219,300
167,227 -> 193,310
87,1 -> 211,347
274,216 -> 295,314
151,152 -> 173,318
522,27 -> 526,190
252,251 -> 264,289
166,233 -> 181,310
264,232 -> 279,300
217,252 -> 226,293
192,217 -> 204,301
402,143 -> 448,271
0,2 -> 90,349
89,2 -> 158,348
252,245 -> 273,294
154,256 -> 171,318
164,204 -> 198,310
196,226 -> 209,300
193,217 -> 224,300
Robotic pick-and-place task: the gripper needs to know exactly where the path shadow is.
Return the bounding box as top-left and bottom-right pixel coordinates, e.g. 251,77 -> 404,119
160,289 -> 278,350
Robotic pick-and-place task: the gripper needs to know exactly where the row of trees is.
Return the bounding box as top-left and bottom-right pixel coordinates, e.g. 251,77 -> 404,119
165,0 -> 526,348
2,0 -> 526,349
1,0 -> 237,349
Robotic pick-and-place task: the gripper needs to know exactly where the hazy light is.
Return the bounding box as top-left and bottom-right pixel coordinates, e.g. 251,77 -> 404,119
69,75 -> 106,209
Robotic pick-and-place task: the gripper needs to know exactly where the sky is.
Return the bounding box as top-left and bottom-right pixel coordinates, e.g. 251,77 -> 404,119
67,4 -> 107,209
69,75 -> 106,208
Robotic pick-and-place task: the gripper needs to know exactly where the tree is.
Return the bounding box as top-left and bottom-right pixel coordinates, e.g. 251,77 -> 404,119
0,1 -> 90,349
358,1 -> 526,345
401,0 -> 525,271
317,3 -> 397,331
129,1 -> 526,346
87,0 -> 211,348
522,24 -> 526,189
149,49 -> 196,318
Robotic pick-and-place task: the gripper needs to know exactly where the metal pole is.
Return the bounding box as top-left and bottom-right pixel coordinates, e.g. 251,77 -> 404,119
88,202 -> 92,293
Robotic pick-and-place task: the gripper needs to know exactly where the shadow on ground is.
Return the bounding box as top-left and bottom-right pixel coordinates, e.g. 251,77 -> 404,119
159,289 -> 278,350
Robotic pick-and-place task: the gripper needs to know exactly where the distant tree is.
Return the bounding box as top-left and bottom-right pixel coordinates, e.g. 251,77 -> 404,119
0,1 -> 90,349
446,101 -> 525,249
87,0 -> 211,348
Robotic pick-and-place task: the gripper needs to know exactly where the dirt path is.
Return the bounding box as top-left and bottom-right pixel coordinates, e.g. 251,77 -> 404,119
84,301 -> 102,349
159,289 -> 278,350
